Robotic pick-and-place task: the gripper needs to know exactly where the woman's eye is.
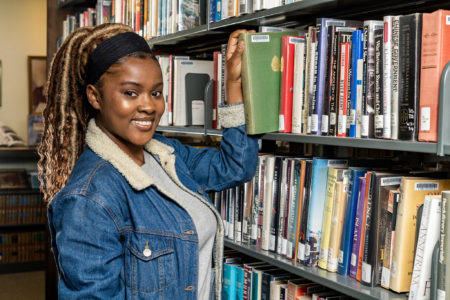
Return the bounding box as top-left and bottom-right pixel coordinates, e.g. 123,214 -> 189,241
124,90 -> 137,97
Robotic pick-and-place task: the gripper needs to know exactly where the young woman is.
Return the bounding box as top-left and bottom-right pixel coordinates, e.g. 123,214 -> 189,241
38,23 -> 258,299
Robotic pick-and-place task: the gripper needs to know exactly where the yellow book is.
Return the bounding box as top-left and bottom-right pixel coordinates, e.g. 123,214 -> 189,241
327,172 -> 349,272
390,178 -> 450,293
318,167 -> 346,269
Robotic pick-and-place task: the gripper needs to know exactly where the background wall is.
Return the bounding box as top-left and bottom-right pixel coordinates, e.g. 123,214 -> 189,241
0,0 -> 47,142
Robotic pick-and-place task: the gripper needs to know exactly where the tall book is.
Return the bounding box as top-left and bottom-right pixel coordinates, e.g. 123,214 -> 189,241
418,10 -> 450,142
318,167 -> 345,269
305,158 -> 348,267
286,160 -> 304,260
398,13 -> 422,141
409,195 -> 442,300
268,157 -> 283,252
261,155 -> 275,251
242,180 -> 254,244
337,168 -> 367,276
361,20 -> 384,138
348,30 -> 364,138
257,155 -> 268,248
382,16 -> 393,139
380,189 -> 400,289
281,159 -> 294,256
250,154 -> 263,245
304,27 -> 317,134
239,31 -> 299,134
277,158 -> 289,255
279,36 -> 305,133
390,16 -> 401,140
373,28 -> 384,139
292,40 -> 307,134
297,160 -> 313,264
327,173 -> 349,273
390,178 -> 450,293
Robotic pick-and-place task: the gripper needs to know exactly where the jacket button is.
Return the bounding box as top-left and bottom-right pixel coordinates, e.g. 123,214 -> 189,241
185,286 -> 194,291
143,242 -> 152,257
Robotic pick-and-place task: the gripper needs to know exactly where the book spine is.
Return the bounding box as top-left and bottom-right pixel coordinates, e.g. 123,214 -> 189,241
286,160 -> 302,259
328,28 -> 340,136
302,28 -> 315,134
269,158 -> 282,252
257,157 -> 267,248
399,13 -> 422,141
391,16 -> 400,140
297,161 -> 312,264
439,191 -> 450,299
374,28 -> 384,139
337,33 -> 352,137
242,180 -> 253,244
322,27 -> 336,136
349,30 -> 364,138
349,177 -> 367,278
419,10 -> 450,142
235,185 -> 244,243
292,41 -> 306,134
250,156 -> 261,245
281,160 -> 293,256
277,159 -> 288,254
382,16 -> 392,139
309,29 -> 319,135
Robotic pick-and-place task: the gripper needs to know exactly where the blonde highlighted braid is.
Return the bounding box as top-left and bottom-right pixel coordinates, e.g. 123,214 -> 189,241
38,23 -> 134,203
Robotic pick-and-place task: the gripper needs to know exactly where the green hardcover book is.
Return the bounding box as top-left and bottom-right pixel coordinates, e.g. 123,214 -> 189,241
239,31 -> 298,134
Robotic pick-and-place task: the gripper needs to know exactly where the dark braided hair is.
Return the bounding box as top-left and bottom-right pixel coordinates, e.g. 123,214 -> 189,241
38,23 -> 154,202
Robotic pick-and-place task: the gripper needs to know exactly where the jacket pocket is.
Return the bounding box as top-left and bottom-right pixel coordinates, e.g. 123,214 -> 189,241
125,231 -> 175,294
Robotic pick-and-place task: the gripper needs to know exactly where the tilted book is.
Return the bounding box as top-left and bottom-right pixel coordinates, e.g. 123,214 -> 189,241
239,31 -> 299,134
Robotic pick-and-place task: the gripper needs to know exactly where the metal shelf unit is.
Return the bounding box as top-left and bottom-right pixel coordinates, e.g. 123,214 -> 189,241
225,239 -> 406,300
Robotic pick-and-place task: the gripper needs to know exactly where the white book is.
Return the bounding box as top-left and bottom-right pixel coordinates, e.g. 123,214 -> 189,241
239,0 -> 253,15
383,16 -> 393,139
409,195 -> 441,300
173,59 -> 214,126
261,155 -> 275,251
390,15 -> 400,140
306,28 -> 317,134
253,0 -> 262,11
276,158 -> 289,255
262,0 -> 281,9
216,52 -> 223,129
157,56 -> 170,126
151,0 -> 158,37
292,40 -> 306,134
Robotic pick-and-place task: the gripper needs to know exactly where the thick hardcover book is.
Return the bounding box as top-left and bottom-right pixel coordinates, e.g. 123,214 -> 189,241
305,158 -> 348,267
242,180 -> 254,244
338,168 -> 367,275
236,265 -> 245,300
361,20 -> 384,138
177,0 -> 200,31
239,31 -> 299,134
257,155 -> 268,248
223,262 -> 239,299
336,31 -> 354,137
418,10 -> 450,142
380,189 -> 400,289
373,28 -> 384,139
327,173 -> 349,273
243,261 -> 268,300
279,36 -> 305,133
157,56 -> 170,126
398,13 -> 422,141
318,167 -> 344,269
235,185 -> 244,243
409,195 -> 442,300
281,159 -> 294,256
390,178 -> 450,293
297,160 -> 313,264
252,265 -> 279,300
349,175 -> 368,279
348,30 -> 364,138
261,270 -> 290,300
270,281 -> 287,300
292,41 -> 307,134
250,155 -> 262,245
361,173 -> 402,287
391,16 -> 401,140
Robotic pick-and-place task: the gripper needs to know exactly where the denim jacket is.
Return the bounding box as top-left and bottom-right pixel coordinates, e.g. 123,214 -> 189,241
47,104 -> 258,300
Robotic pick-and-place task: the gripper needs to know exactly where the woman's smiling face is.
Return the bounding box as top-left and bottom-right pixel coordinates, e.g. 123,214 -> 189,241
86,55 -> 165,162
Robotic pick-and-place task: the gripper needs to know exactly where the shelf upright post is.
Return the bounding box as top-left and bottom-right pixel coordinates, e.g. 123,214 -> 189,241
437,60 -> 450,156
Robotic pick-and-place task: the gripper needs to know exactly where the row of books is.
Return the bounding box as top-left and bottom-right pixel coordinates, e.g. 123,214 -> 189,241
60,0 -> 203,43
209,0 -> 302,23
240,9 -> 450,142
222,248 -> 351,300
213,155 -> 450,295
0,231 -> 46,264
0,193 -> 46,225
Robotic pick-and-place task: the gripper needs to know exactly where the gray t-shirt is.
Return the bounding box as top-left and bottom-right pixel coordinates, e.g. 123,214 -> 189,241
141,151 -> 217,299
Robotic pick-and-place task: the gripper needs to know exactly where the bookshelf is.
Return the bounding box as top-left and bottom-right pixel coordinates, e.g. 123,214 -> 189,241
46,0 -> 450,299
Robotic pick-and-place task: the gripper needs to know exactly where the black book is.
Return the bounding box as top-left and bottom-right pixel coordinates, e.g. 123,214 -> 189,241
269,156 -> 283,252
398,13 -> 422,140
374,28 -> 384,138
337,30 -> 354,137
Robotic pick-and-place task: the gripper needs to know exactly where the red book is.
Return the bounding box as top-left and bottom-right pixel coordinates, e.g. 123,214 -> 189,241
418,9 -> 450,142
135,0 -> 141,32
279,36 -> 304,133
337,32 -> 352,137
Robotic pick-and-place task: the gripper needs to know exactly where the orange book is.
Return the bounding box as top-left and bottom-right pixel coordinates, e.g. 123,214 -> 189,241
419,9 -> 450,142
135,0 -> 141,33
356,171 -> 371,281
291,159 -> 307,261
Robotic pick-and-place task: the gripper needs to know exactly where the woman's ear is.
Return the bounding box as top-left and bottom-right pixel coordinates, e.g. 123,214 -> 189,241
86,84 -> 101,110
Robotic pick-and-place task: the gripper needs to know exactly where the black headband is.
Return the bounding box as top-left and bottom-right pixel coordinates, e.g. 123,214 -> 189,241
84,31 -> 153,85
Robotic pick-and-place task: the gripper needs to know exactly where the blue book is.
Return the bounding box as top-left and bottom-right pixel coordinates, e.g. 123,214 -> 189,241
337,168 -> 367,275
209,0 -> 216,23
223,262 -> 239,300
216,0 -> 222,21
305,158 -> 348,267
236,265 -> 245,300
348,30 -> 364,137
